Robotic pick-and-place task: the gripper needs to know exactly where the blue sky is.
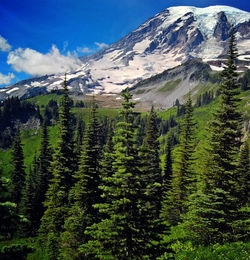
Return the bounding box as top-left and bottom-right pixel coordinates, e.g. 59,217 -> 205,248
0,0 -> 249,86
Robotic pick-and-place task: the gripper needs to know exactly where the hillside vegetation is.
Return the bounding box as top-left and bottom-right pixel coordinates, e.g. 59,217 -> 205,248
0,29 -> 249,259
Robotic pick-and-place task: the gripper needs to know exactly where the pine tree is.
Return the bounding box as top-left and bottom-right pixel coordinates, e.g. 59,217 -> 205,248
163,94 -> 196,225
10,129 -> 26,206
235,141 -> 249,207
163,136 -> 173,193
39,76 -> 75,259
35,121 -> 52,231
182,26 -> 244,244
141,106 -> 162,218
59,99 -> 101,259
19,154 -> 39,236
82,88 -> 146,259
74,115 -> 85,158
100,120 -> 115,180
0,170 -> 20,240
138,106 -> 164,257
202,26 -> 243,242
205,26 -> 242,191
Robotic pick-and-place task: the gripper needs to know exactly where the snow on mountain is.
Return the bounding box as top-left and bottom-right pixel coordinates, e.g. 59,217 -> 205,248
1,5 -> 250,101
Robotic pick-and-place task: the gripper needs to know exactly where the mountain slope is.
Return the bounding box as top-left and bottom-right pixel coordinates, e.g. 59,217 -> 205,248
0,5 -> 250,101
129,59 -> 214,108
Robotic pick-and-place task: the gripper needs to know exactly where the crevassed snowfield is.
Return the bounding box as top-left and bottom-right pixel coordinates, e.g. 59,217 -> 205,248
83,6 -> 250,93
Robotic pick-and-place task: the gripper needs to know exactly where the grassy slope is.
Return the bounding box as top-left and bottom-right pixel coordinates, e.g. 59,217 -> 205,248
158,79 -> 182,93
0,92 -> 119,176
1,88 -> 249,176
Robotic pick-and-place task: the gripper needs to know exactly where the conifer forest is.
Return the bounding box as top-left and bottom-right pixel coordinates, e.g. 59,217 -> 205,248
0,27 -> 249,259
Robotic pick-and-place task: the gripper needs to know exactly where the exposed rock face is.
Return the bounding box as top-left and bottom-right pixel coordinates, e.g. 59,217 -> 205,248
1,5 -> 250,101
237,21 -> 250,38
213,12 -> 231,40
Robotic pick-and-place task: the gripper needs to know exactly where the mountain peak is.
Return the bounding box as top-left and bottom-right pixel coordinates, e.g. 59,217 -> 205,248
1,5 -> 250,101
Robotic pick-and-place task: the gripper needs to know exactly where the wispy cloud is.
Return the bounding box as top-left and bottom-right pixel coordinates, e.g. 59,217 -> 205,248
76,42 -> 109,54
0,72 -> 15,85
62,41 -> 69,52
7,45 -> 82,76
76,46 -> 94,54
0,35 -> 12,52
95,42 -> 109,49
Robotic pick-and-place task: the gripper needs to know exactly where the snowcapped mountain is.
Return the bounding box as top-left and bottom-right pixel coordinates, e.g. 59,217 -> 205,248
1,5 -> 250,101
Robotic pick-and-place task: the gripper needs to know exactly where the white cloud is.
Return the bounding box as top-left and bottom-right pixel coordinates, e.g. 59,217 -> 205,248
0,35 -> 11,52
76,42 -> 109,54
76,47 -> 94,53
7,45 -> 82,76
95,42 -> 109,49
0,72 -> 15,85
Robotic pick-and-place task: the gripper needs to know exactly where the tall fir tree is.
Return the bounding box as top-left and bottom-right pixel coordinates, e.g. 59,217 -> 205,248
74,115 -> 85,159
35,121 -> 52,231
10,129 -> 26,206
204,26 -> 242,192
163,94 -> 196,225
59,99 -> 102,259
19,153 -> 39,237
138,106 -> 164,257
182,26 -> 244,244
100,120 -> 115,180
163,136 -> 173,193
140,106 -> 162,218
82,88 -> 147,259
39,76 -> 76,259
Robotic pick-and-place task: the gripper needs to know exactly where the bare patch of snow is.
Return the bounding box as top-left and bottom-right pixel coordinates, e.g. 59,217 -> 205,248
6,87 -> 19,94
133,39 -> 151,53
31,81 -> 42,87
209,65 -> 224,71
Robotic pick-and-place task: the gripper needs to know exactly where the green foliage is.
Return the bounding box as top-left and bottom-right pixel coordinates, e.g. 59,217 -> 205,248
158,79 -> 182,93
0,27 -> 250,258
172,241 -> 250,260
0,201 -> 19,241
163,94 -> 196,225
82,88 -> 147,258
138,106 -> 165,257
181,26 -> 246,245
59,99 -> 102,259
182,188 -> 237,245
18,154 -> 40,237
74,116 -> 85,158
236,141 -> 249,207
163,136 -> 173,193
9,129 -> 26,206
0,96 -> 41,149
35,122 -> 53,228
141,106 -> 162,217
0,244 -> 34,260
39,77 -> 76,259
